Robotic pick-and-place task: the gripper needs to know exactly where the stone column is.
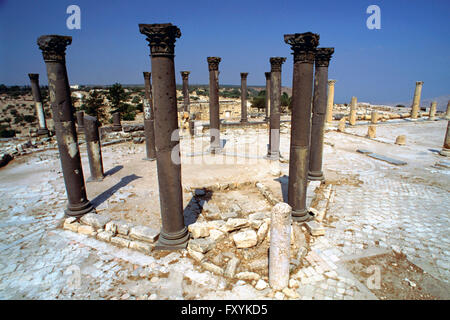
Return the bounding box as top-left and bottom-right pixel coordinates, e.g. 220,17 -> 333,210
180,71 -> 190,113
284,32 -> 319,221
349,96 -> 357,126
429,101 -> 437,121
28,73 -> 49,135
264,72 -> 271,121
325,80 -> 336,125
84,115 -> 104,182
308,47 -> 334,181
139,23 -> 189,250
267,57 -> 286,160
207,57 -> 222,153
371,111 -> 379,124
240,72 -> 248,123
76,111 -> 84,130
411,81 -> 424,119
445,101 -> 450,120
37,35 -> 94,217
112,112 -> 122,131
143,72 -> 157,161
440,121 -> 450,157
269,202 -> 291,290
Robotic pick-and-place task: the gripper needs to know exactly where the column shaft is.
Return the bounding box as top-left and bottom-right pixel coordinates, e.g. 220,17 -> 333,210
181,71 -> 190,113
411,81 -> 424,119
112,112 -> 122,131
325,80 -> 336,124
268,58 -> 286,159
84,115 -> 104,181
445,101 -> 450,120
28,73 -> 48,135
429,101 -> 437,120
240,73 -> 248,123
349,96 -> 357,126
207,57 -> 221,153
440,121 -> 450,157
143,72 -> 157,160
265,72 -> 271,121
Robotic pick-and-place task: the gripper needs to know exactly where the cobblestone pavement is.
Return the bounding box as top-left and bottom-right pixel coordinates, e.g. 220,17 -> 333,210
0,120 -> 449,300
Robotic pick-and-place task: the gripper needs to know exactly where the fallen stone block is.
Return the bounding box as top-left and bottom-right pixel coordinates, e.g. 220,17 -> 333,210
187,237 -> 215,254
224,257 -> 240,278
233,229 -> 258,248
129,240 -> 153,254
255,279 -> 268,290
63,220 -> 80,233
188,222 -> 210,239
106,220 -> 133,236
97,230 -> 113,242
201,262 -> 224,276
304,221 -> 325,236
111,236 -> 131,248
129,225 -> 159,243
209,229 -> 226,242
187,248 -> 205,262
257,222 -> 269,244
78,225 -> 96,236
80,212 -> 111,229
235,272 -> 261,281
224,218 -> 249,232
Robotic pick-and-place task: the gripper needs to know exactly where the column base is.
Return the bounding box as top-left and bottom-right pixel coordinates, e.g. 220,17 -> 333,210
209,147 -> 223,154
65,200 -> 95,218
154,227 -> 190,251
291,209 -> 311,222
87,176 -> 104,183
265,152 -> 280,161
308,171 -> 325,181
142,157 -> 156,161
439,148 -> 450,157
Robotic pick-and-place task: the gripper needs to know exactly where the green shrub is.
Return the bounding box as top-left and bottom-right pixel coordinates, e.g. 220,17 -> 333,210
24,115 -> 36,123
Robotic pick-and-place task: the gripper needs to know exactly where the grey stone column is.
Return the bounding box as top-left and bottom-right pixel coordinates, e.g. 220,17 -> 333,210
429,101 -> 437,121
37,35 -> 94,217
284,32 -> 319,222
440,121 -> 450,157
180,71 -> 190,113
139,23 -> 189,250
84,115 -> 104,182
76,111 -> 84,130
445,101 -> 450,120
349,96 -> 357,126
371,111 -> 379,124
112,112 -> 122,131
264,72 -> 271,121
28,73 -> 49,135
240,72 -> 248,123
207,57 -> 222,153
411,81 -> 424,119
143,72 -> 157,161
308,47 -> 334,181
325,80 -> 336,125
267,57 -> 286,160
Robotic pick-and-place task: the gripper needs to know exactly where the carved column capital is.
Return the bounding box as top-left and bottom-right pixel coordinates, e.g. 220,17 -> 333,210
143,72 -> 151,80
315,47 -> 334,67
328,79 -> 337,85
270,57 -> 286,72
284,32 -> 319,63
240,72 -> 248,79
180,71 -> 190,80
37,35 -> 72,62
265,72 -> 271,79
139,23 -> 181,57
207,57 -> 221,71
28,73 -> 39,81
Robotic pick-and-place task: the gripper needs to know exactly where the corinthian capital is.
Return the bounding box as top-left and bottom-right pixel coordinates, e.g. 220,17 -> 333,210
240,72 -> 248,79
139,23 -> 181,57
37,35 -> 72,62
315,47 -> 334,67
270,57 -> 286,72
284,32 -> 319,63
180,71 -> 190,80
207,57 -> 221,71
143,72 -> 151,80
28,73 -> 39,81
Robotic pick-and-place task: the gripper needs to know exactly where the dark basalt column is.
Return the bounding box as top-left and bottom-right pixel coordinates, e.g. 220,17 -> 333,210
284,32 -> 319,221
207,57 -> 222,153
139,23 -> 189,250
143,72 -> 157,161
308,47 -> 334,181
76,111 -> 84,130
180,71 -> 190,113
28,73 -> 49,136
112,112 -> 122,132
267,57 -> 286,160
240,72 -> 248,123
264,72 -> 271,121
84,115 -> 104,182
37,35 -> 94,217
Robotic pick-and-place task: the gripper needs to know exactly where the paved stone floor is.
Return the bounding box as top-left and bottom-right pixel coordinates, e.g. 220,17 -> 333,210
0,119 -> 448,299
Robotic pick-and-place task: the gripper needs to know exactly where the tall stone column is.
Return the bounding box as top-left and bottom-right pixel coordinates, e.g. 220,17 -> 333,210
371,111 -> 379,124
76,111 -> 84,130
207,57 -> 222,153
143,72 -> 156,161
429,101 -> 437,121
180,71 -> 190,113
37,35 -> 94,217
240,72 -> 248,123
84,115 -> 104,182
325,80 -> 336,125
284,32 -> 319,221
264,72 -> 271,121
440,121 -> 450,157
139,23 -> 189,250
267,57 -> 286,160
411,81 -> 424,119
349,96 -> 357,126
308,47 -> 334,181
445,101 -> 450,120
28,73 -> 49,135
112,112 -> 122,131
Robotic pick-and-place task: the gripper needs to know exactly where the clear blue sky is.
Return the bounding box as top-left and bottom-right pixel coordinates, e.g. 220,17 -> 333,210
0,0 -> 449,104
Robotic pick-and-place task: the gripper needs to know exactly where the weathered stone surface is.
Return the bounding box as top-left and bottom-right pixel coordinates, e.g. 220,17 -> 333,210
257,222 -> 269,244
78,225 -> 96,236
201,262 -> 223,276
63,220 -> 80,232
187,238 -> 215,254
187,248 -> 205,262
129,240 -> 153,253
249,219 -> 263,229
395,135 -> 406,145
224,218 -> 249,232
129,225 -> 159,243
207,220 -> 226,231
255,279 -> 268,290
111,236 -> 131,248
233,229 -> 258,248
97,230 -> 113,242
106,220 -> 133,236
235,271 -> 260,281
304,221 -> 325,236
338,118 -> 346,132
209,229 -> 226,242
187,222 -> 210,239
282,287 -> 300,299
202,201 -> 220,220
367,125 -> 376,139
249,212 -> 267,220
248,258 -> 268,271
224,257 -> 240,278
80,213 -> 111,229
220,211 -> 238,220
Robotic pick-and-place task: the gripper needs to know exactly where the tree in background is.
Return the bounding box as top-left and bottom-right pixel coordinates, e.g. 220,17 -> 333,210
107,83 -> 136,121
281,92 -> 292,111
251,90 -> 266,112
80,90 -> 106,123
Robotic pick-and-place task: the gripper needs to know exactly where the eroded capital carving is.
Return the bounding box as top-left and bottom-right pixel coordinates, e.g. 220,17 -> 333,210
207,57 -> 221,71
143,72 -> 151,80
180,71 -> 190,80
270,57 -> 286,72
28,73 -> 39,81
37,35 -> 72,62
240,72 -> 248,79
139,23 -> 181,57
265,72 -> 271,79
284,32 -> 319,63
315,47 -> 334,67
